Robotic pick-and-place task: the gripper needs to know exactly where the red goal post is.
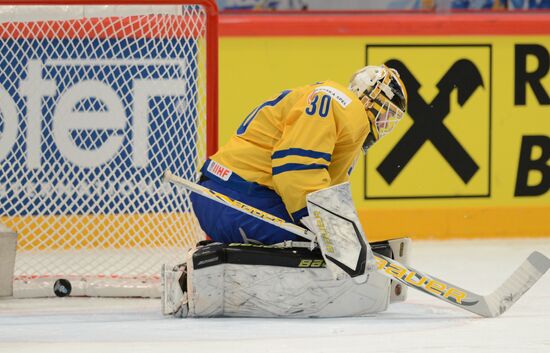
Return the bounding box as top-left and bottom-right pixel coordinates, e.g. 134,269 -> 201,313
0,1 -> 218,297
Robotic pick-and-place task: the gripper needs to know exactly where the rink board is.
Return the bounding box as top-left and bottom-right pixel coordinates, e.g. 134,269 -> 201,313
217,14 -> 550,239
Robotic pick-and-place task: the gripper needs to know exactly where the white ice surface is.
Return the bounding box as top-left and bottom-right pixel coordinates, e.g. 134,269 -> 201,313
1,238 -> 549,353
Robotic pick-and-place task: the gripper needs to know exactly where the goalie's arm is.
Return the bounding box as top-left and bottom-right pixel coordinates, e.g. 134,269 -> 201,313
271,91 -> 367,223
271,95 -> 337,223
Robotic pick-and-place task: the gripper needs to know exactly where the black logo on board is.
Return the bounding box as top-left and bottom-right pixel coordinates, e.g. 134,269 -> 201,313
378,59 -> 482,185
364,44 -> 492,199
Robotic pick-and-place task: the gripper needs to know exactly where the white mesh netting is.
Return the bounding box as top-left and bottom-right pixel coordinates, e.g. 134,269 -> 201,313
0,4 -> 214,297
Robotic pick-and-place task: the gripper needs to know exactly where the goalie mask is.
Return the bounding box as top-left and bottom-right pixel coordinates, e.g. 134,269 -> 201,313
349,65 -> 407,152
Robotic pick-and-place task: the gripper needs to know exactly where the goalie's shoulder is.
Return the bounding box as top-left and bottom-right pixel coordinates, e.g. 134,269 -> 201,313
307,81 -> 367,129
307,80 -> 359,110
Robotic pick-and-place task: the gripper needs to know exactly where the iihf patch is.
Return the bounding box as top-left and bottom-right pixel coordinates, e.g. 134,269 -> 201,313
207,160 -> 233,181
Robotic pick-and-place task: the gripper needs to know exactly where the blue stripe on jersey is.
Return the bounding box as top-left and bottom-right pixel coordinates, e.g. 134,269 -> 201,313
237,89 -> 292,135
272,163 -> 328,176
272,148 -> 331,162
291,207 -> 309,223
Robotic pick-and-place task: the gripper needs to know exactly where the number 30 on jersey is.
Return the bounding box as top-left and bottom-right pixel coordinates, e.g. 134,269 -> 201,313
305,94 -> 331,118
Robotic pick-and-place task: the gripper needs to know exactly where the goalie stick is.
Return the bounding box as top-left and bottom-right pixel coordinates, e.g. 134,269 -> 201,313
163,170 -> 550,318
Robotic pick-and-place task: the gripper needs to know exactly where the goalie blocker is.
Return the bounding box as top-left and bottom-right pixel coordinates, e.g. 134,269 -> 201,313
162,238 -> 411,318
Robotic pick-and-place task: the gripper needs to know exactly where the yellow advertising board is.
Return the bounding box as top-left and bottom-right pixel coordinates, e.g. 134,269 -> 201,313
364,44 -> 492,199
219,34 -> 550,239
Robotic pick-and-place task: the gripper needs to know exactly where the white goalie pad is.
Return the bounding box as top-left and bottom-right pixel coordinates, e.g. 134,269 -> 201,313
162,243 -> 391,318
161,263 -> 188,318
188,264 -> 389,318
303,182 -> 376,283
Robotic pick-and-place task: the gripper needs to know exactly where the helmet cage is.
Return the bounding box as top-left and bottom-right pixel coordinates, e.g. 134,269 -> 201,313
362,94 -> 405,139
360,70 -> 405,140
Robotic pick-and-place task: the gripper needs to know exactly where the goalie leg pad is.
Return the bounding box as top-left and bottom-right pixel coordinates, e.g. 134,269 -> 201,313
161,263 -> 188,317
165,242 -> 391,318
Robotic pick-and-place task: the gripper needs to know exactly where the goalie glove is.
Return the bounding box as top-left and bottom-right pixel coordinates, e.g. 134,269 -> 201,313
303,182 -> 376,284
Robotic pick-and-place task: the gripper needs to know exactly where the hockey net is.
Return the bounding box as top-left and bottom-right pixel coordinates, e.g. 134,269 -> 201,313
0,2 -> 218,297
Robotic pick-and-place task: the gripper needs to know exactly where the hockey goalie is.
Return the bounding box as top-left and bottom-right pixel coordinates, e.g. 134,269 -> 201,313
162,64 -> 411,318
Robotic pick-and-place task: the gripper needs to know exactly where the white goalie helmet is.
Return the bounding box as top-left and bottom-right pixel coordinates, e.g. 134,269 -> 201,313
349,65 -> 407,151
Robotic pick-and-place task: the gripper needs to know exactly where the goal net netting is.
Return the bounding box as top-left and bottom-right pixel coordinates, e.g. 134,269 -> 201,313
0,2 -> 217,297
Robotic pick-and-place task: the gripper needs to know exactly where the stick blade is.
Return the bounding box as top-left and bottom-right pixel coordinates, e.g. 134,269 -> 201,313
482,251 -> 549,318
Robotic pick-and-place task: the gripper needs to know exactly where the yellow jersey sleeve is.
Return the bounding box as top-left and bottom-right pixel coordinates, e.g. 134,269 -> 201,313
271,83 -> 368,221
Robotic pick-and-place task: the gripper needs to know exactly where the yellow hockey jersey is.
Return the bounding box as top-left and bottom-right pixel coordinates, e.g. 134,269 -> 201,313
206,80 -> 372,222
